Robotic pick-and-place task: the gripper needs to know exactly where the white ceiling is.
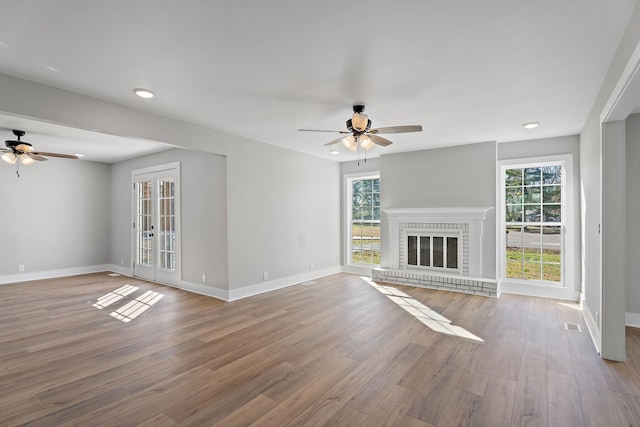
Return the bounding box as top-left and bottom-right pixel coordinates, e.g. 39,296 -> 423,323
0,0 -> 637,163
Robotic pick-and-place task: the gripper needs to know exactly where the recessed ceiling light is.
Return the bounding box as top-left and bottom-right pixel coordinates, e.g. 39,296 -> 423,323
523,122 -> 540,129
44,65 -> 60,73
330,150 -> 340,155
75,153 -> 85,158
133,88 -> 155,99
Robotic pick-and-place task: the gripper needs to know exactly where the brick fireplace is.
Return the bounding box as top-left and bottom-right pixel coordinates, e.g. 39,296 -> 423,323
372,207 -> 498,297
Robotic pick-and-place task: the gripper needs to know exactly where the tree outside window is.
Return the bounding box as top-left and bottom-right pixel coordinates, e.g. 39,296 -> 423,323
505,165 -> 562,282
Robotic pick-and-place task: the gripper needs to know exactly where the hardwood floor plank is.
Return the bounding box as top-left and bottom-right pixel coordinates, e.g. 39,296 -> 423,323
547,372 -> 584,427
523,319 -> 547,361
347,342 -> 427,414
546,328 -> 575,376
472,376 -> 517,427
364,385 -> 434,427
575,369 -> 628,426
210,394 -> 278,427
511,356 -> 548,426
491,333 -> 525,381
456,335 -> 501,396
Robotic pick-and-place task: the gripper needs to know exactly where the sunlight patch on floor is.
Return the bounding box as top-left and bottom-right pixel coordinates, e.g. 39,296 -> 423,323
110,290 -> 164,323
361,276 -> 484,342
92,284 -> 139,309
557,302 -> 582,311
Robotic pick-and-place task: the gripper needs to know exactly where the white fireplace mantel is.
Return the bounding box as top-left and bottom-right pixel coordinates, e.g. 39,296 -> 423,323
384,207 -> 492,277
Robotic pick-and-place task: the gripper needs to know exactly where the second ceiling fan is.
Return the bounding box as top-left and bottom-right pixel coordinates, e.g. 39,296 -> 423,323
298,104 -> 422,151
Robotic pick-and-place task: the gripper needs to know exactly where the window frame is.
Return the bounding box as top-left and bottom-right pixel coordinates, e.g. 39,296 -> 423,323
345,172 -> 381,267
498,155 -> 574,289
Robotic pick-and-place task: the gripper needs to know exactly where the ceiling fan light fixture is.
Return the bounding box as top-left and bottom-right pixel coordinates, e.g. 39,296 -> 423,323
342,135 -> 357,151
133,88 -> 155,99
1,151 -> 17,164
352,113 -> 369,132
20,154 -> 35,166
359,135 -> 374,150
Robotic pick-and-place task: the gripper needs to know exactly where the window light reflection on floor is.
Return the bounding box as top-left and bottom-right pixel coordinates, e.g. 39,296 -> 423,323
110,290 -> 164,323
361,277 -> 484,342
92,284 -> 139,309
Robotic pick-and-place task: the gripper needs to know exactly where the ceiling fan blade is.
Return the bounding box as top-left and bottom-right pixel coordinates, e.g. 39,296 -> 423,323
298,129 -> 350,134
368,134 -> 393,147
16,143 -> 34,152
32,151 -> 78,159
369,125 -> 423,134
323,136 -> 347,146
28,153 -> 48,161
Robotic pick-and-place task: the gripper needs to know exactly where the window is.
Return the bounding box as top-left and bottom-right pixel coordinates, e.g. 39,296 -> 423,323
503,164 -> 564,283
347,175 -> 380,265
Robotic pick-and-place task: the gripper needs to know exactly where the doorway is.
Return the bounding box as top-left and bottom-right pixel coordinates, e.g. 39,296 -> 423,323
132,162 -> 181,285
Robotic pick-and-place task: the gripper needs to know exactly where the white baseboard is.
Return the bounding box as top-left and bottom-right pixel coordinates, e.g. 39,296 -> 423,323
626,312 -> 640,328
499,280 -> 580,301
583,303 -> 602,354
177,280 -> 228,301
227,266 -> 342,301
0,264 -> 110,285
107,264 -> 133,277
341,265 -> 373,276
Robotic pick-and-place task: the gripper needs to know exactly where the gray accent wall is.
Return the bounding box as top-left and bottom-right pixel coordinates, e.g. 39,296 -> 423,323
379,141 -> 497,278
0,158 -> 110,275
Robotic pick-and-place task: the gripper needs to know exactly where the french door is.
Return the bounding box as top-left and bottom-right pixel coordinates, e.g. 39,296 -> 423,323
132,163 -> 180,285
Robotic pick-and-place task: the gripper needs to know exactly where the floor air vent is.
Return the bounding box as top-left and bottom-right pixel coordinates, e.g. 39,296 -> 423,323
301,281 -> 317,286
564,322 -> 582,332
107,273 -> 121,277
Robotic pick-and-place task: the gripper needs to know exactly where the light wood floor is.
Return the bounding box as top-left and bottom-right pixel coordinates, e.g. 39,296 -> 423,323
1,272 -> 640,426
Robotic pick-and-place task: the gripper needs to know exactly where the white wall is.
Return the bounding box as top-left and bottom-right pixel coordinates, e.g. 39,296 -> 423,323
626,114 -> 640,318
109,149 -> 229,292
0,158 -> 110,282
498,135 -> 582,298
379,141 -> 497,278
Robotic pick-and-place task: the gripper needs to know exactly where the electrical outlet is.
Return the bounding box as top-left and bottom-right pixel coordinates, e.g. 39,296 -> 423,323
263,272 -> 268,281
120,258 -> 124,266
202,273 -> 207,283
18,264 -> 24,272
309,262 -> 314,271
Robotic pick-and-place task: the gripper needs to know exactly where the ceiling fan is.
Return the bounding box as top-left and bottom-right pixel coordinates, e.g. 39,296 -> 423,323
298,104 -> 423,152
1,130 -> 78,177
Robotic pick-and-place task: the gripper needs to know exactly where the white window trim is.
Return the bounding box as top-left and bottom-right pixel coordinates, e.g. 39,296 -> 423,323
497,155 -> 575,297
345,171 -> 380,267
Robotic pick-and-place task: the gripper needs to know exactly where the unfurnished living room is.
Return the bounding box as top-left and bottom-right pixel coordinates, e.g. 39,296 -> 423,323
2,1 -> 640,426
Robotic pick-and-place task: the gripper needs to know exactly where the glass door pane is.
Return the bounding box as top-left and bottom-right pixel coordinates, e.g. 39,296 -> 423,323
158,178 -> 176,271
